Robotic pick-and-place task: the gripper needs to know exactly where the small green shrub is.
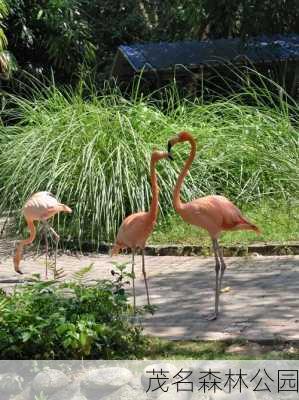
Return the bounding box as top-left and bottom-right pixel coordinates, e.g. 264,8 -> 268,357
0,264 -> 148,359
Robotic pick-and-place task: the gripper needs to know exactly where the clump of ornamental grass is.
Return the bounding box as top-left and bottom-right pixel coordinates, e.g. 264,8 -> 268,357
0,71 -> 298,247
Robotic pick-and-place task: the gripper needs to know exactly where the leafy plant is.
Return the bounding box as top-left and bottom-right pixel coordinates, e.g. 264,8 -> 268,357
3,0 -> 298,86
0,0 -> 17,79
0,0 -> 8,51
110,261 -> 132,297
5,0 -> 95,82
0,264 -> 148,359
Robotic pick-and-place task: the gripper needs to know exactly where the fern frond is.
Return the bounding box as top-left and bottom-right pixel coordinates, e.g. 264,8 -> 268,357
72,264 -> 94,283
47,262 -> 67,280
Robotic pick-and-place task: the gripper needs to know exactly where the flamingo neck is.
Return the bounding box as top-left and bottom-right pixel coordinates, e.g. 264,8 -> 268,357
148,158 -> 159,222
14,219 -> 36,270
173,137 -> 196,213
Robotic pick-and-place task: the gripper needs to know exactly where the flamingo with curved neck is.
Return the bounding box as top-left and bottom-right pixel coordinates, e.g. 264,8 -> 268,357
168,131 -> 260,320
112,149 -> 170,312
14,191 -> 72,276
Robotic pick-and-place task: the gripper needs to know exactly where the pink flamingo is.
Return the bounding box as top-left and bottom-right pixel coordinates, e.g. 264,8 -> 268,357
168,131 -> 260,320
13,191 -> 72,276
112,150 -> 171,311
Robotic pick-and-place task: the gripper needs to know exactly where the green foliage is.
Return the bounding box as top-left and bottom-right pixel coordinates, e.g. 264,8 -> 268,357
5,0 -> 95,81
175,0 -> 299,39
3,0 -> 299,85
71,264 -> 93,284
0,0 -> 16,79
0,0 -> 8,50
0,0 -> 8,48
0,264 -> 148,359
0,75 -> 298,246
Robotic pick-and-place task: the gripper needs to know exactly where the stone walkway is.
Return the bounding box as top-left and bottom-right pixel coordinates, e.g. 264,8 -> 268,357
0,241 -> 299,341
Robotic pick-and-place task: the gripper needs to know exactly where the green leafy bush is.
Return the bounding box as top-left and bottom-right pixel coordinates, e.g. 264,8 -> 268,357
0,0 -> 299,89
0,265 -> 148,359
5,0 -> 95,81
0,0 -> 16,78
4,0 -> 299,85
0,0 -> 8,51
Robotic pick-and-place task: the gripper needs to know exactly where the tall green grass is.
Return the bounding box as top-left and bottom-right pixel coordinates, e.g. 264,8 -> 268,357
0,75 -> 298,246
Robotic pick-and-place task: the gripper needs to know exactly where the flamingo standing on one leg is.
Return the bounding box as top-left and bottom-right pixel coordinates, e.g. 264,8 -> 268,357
13,191 -> 72,276
111,150 -> 171,312
167,131 -> 260,320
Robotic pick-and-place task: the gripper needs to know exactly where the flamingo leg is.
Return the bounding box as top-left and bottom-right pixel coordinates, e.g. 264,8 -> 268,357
42,222 -> 49,279
131,249 -> 136,314
43,221 -> 60,241
218,245 -> 227,292
43,221 -> 60,279
141,249 -> 150,306
54,239 -> 59,279
213,239 -> 221,318
210,238 -> 228,320
51,227 -> 59,280
206,239 -> 221,321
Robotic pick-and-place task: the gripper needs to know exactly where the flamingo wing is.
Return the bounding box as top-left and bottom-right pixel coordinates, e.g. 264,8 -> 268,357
115,212 -> 154,249
180,195 -> 257,237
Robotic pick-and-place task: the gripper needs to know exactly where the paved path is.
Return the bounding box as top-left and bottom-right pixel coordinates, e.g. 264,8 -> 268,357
0,241 -> 299,341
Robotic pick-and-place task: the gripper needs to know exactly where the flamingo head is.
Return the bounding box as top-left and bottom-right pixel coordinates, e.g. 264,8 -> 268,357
151,149 -> 173,162
167,131 -> 194,158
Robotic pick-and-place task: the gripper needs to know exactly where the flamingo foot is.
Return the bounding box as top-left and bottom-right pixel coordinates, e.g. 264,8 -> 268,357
16,269 -> 23,275
13,257 -> 23,274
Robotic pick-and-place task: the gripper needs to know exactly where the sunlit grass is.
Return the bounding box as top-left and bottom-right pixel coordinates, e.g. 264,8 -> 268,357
146,338 -> 299,360
0,72 -> 298,247
151,201 -> 299,246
